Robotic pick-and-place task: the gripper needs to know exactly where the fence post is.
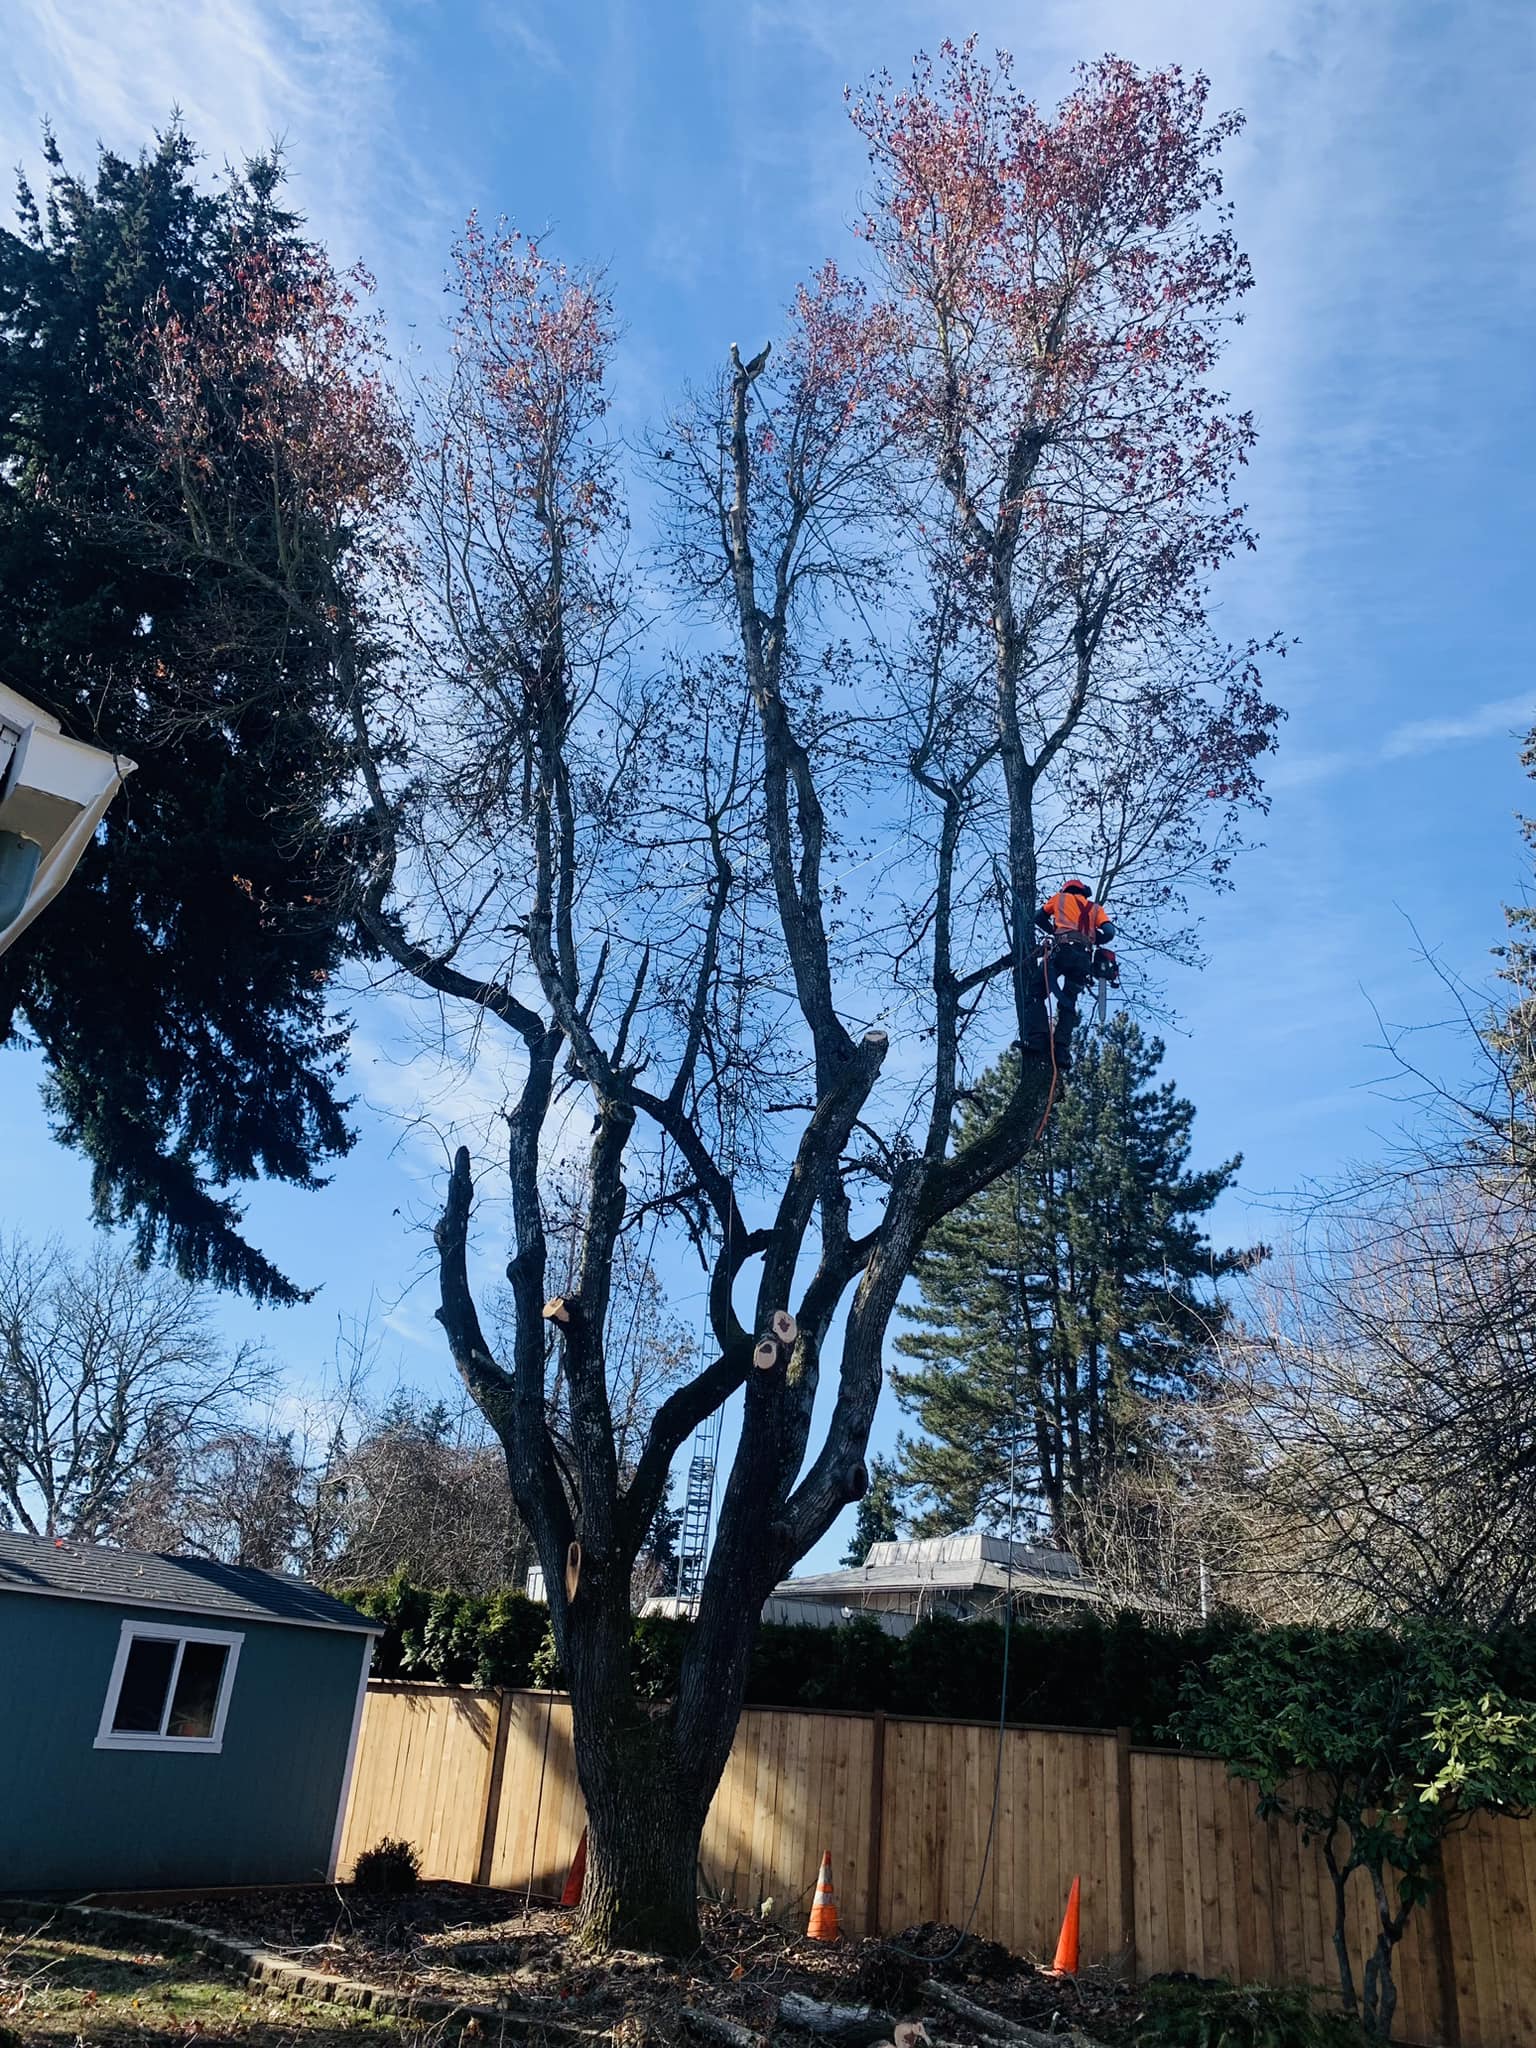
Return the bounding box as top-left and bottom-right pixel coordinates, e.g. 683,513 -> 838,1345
475,1689 -> 512,1887
1116,1727 -> 1137,1980
867,1710 -> 888,1937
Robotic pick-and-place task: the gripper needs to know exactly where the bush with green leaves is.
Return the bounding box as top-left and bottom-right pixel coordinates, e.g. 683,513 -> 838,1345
1133,1979 -> 1370,2048
350,1836 -> 421,1896
1172,1624 -> 1536,2039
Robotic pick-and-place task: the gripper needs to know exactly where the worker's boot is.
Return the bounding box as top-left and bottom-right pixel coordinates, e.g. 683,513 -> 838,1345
1053,989 -> 1081,1074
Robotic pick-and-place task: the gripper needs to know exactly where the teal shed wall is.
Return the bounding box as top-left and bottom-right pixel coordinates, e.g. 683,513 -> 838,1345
0,1589 -> 370,1891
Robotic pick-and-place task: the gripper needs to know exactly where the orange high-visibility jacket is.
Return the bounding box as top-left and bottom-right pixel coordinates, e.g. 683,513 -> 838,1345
1040,889 -> 1112,943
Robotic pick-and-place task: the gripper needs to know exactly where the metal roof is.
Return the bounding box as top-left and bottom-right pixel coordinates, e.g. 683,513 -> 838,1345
0,1528 -> 379,1635
773,1560 -> 1097,1604
776,1531 -> 1097,1608
862,1532 -> 1085,1579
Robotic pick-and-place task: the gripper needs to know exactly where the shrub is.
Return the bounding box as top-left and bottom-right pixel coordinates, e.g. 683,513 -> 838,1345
336,1572 -> 1536,1753
1135,1979 -> 1370,2048
473,1590 -> 549,1687
529,1622 -> 564,1692
350,1836 -> 421,1896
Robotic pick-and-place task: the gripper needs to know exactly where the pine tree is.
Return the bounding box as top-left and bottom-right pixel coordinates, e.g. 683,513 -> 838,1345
0,129 -> 384,1301
893,1018 -> 1251,1543
840,1456 -> 901,1566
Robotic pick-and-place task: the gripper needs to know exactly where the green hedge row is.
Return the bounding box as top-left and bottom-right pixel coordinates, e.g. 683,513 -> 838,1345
340,1576 -> 1230,1741
340,1575 -> 1536,1747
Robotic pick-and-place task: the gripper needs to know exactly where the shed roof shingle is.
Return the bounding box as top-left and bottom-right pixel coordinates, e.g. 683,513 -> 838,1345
0,1528 -> 378,1634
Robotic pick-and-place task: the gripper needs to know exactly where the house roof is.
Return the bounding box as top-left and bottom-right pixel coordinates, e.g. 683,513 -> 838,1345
0,1529 -> 380,1635
863,1533 -> 1085,1579
774,1530 -> 1097,1609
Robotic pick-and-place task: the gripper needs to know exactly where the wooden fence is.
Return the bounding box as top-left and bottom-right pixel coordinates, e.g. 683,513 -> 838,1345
338,1684 -> 1536,2048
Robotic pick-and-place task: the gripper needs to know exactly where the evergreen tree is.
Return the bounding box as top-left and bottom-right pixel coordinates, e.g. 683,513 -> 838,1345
840,1455 -> 902,1566
893,1018 -> 1252,1543
0,129 -> 386,1301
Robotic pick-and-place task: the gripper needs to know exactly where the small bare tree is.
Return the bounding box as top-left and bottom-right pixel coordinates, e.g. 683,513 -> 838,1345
0,1232 -> 268,1540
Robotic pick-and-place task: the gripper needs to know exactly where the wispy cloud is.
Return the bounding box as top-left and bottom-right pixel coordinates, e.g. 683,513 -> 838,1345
1270,689 -> 1536,789
1381,691 -> 1536,761
486,4 -> 566,75
2,0 -> 461,330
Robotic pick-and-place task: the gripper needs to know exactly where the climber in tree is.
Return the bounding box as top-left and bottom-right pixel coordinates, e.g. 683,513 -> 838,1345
1025,880 -> 1117,1072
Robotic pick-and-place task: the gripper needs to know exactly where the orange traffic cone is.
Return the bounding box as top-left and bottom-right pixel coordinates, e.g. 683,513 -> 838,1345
806,1850 -> 841,1942
1050,1874 -> 1080,1975
561,1827 -> 587,1907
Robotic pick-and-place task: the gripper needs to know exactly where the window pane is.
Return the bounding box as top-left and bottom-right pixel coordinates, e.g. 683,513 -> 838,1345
167,1641 -> 228,1739
112,1637 -> 177,1732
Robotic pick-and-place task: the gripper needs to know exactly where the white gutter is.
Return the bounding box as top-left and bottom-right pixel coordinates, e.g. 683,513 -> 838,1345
0,683 -> 135,957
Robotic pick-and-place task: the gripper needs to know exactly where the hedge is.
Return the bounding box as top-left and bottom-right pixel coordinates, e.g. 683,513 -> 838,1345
340,1575 -> 1241,1741
337,1574 -> 1536,1748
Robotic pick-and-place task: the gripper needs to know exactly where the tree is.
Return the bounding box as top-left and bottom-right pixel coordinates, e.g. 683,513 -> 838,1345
114,1424 -> 311,1569
840,1455 -> 902,1566
325,1393 -> 533,1595
635,1476 -> 682,1602
894,1019 -> 1250,1544
0,130 -> 393,1302
0,1230 -> 269,1538
1229,1169 -> 1536,1630
1174,1625 -> 1536,2039
137,49 -> 1278,1950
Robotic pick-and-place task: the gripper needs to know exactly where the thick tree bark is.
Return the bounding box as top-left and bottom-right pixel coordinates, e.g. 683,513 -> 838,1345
577,1721 -> 710,1954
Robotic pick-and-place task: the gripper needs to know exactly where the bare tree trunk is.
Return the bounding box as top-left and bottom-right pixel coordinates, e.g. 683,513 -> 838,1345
1361,1867 -> 1405,2040
1324,1841 -> 1361,2021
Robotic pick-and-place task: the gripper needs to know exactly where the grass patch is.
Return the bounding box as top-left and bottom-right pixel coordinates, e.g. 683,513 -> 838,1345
0,1929 -> 414,2045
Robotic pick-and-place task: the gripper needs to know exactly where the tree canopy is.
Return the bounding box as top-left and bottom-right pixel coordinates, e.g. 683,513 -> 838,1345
58,47 -> 1280,1953
0,130 -> 385,1302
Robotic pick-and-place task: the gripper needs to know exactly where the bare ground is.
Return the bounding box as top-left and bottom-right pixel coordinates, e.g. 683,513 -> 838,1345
77,1884 -> 1147,2043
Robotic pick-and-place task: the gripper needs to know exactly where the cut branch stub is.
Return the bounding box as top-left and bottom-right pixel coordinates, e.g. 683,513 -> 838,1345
565,1540 -> 582,1603
543,1295 -> 575,1326
753,1337 -> 780,1372
771,1309 -> 799,1346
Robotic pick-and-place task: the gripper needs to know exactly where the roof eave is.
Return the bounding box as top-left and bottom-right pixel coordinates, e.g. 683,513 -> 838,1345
0,1577 -> 382,1636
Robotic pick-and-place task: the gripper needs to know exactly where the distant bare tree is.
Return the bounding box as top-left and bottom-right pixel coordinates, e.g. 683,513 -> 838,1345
115,1425 -> 309,1569
325,1392 -> 531,1594
0,1232 -> 270,1540
1232,1174 -> 1536,1631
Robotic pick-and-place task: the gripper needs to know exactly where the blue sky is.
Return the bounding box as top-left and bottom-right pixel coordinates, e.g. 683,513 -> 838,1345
4,0 -> 1536,1570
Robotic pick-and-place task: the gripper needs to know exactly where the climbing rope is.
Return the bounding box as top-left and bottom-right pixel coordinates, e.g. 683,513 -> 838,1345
1031,942 -> 1060,1146
926,1155 -> 1029,1963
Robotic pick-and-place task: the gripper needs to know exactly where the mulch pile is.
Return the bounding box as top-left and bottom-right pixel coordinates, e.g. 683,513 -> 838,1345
110,1884 -> 1148,2042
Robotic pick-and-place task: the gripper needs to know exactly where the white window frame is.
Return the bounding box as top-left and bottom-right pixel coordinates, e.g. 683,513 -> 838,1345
95,1619 -> 244,1754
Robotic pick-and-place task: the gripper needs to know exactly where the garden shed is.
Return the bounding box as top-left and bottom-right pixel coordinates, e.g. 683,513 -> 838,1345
0,1528 -> 379,1893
